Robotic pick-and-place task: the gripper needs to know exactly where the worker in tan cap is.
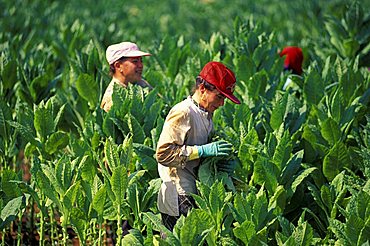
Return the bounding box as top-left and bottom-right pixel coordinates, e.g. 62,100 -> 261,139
101,41 -> 152,112
156,61 -> 240,232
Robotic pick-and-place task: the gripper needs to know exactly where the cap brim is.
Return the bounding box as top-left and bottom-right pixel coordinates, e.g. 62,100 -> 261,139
218,90 -> 241,104
124,51 -> 151,57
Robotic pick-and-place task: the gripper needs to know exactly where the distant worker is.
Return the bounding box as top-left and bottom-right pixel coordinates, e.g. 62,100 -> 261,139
101,41 -> 152,112
280,46 -> 304,90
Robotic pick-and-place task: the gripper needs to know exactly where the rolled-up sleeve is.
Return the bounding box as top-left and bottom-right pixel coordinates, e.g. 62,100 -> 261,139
156,107 -> 198,168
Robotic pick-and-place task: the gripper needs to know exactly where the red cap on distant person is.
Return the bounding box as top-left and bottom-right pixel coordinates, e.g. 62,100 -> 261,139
106,42 -> 151,65
199,61 -> 241,104
280,46 -> 303,75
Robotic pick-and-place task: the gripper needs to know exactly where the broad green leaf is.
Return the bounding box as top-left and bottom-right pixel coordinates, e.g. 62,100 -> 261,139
253,157 -> 278,195
1,59 -> 17,89
233,194 -> 252,223
41,164 -> 64,196
34,101 -> 54,141
45,131 -> 69,154
323,142 -> 350,181
303,70 -> 324,105
63,181 -> 81,210
70,207 -> 87,245
127,183 -> 140,220
209,181 -> 226,216
268,185 -> 286,212
143,100 -> 162,136
36,171 -> 62,210
321,117 -> 341,145
253,186 -> 269,231
1,195 -> 27,224
79,155 -> 97,184
270,93 -> 288,131
180,209 -> 214,245
92,185 -> 107,216
111,165 -> 128,206
53,104 -> 66,130
0,101 -> 11,140
292,221 -> 313,246
7,121 -> 41,148
273,130 -> 292,171
104,137 -> 120,171
29,75 -> 49,101
233,220 -> 256,245
124,113 -> 145,143
121,233 -> 143,246
121,133 -> 134,167
75,73 -> 99,108
279,150 -> 304,187
291,167 -> 318,193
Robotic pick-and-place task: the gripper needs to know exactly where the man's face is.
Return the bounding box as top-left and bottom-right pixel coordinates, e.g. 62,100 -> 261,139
118,57 -> 143,82
201,88 -> 226,113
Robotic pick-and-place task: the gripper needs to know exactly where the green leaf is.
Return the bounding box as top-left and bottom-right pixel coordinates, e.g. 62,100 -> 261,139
303,70 -> 324,105
45,131 -> 69,154
75,73 -> 99,108
121,233 -> 143,246
1,195 -> 27,225
323,142 -> 350,181
233,194 -> 252,223
79,155 -> 97,184
92,185 -> 107,216
292,221 -> 313,246
124,113 -> 145,143
1,59 -> 18,89
180,209 -> 214,245
34,101 -> 55,141
291,167 -> 318,193
279,150 -> 304,187
0,101 -> 11,140
104,137 -> 120,171
321,117 -> 341,145
143,100 -> 162,137
233,220 -> 256,245
253,157 -> 278,195
268,185 -> 287,212
209,181 -> 226,216
273,130 -> 292,171
7,121 -> 41,148
270,93 -> 288,131
36,171 -> 62,210
111,165 -> 128,206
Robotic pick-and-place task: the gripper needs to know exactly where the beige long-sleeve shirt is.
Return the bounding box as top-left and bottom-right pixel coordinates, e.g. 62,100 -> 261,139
100,77 -> 153,112
156,96 -> 213,216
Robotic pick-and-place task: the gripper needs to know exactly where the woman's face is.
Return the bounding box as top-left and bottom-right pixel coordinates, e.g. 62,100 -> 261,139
200,87 -> 226,113
117,57 -> 143,82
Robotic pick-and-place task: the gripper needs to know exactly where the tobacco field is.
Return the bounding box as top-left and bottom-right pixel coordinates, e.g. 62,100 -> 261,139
1,0 -> 370,245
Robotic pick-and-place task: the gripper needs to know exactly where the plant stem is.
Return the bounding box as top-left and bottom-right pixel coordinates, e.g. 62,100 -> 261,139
17,212 -> 22,246
116,204 -> 122,246
98,221 -> 103,246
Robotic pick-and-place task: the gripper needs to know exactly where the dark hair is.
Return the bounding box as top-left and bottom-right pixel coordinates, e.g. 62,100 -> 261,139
191,76 -> 217,93
109,56 -> 128,76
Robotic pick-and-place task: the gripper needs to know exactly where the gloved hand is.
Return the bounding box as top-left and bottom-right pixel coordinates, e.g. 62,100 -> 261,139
217,159 -> 237,175
197,140 -> 233,158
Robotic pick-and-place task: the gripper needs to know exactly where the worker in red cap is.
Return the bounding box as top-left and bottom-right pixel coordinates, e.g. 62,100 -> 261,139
280,46 -> 304,90
156,61 -> 240,232
101,41 -> 152,112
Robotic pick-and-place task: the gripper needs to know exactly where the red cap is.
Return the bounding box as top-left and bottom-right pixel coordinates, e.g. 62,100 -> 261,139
199,61 -> 241,104
280,46 -> 303,75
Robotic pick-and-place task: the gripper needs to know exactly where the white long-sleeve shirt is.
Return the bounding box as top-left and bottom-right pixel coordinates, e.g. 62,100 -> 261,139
156,96 -> 213,216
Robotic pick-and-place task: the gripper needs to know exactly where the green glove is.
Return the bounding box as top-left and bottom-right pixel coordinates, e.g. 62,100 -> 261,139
197,140 -> 233,158
217,159 -> 237,174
